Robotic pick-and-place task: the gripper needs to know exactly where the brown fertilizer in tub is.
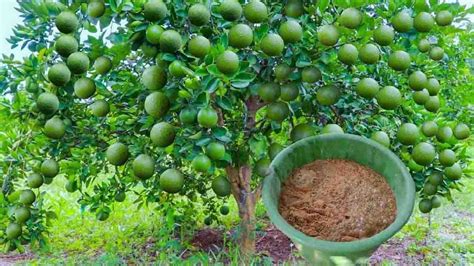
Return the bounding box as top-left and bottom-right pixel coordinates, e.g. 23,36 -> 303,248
278,159 -> 397,242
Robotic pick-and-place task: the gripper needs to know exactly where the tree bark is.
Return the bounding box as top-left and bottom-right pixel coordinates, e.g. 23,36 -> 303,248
226,165 -> 259,261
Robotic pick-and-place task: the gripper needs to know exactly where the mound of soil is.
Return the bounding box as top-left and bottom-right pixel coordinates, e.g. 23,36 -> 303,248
279,159 -> 397,242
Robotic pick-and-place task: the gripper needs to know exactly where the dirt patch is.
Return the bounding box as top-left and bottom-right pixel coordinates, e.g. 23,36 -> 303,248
370,237 -> 424,264
256,225 -> 295,262
191,228 -> 224,253
279,159 -> 397,242
0,252 -> 35,265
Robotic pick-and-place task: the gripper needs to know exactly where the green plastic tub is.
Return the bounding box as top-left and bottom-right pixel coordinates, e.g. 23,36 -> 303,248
262,134 -> 415,265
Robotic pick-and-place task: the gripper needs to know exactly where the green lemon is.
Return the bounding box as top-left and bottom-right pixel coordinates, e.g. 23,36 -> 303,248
397,123 -> 419,145
408,71 -> 427,91
56,11 -> 79,34
179,108 -> 197,125
423,182 -> 437,196
216,50 -> 239,74
144,0 -> 168,21
37,92 -> 59,115
146,24 -> 164,44
414,12 -> 434,32
260,33 -> 284,56
266,101 -> 289,122
359,43 -> 380,64
413,89 -> 430,105
444,163 -> 462,180
41,159 -> 59,178
412,142 -> 436,166
373,25 -> 394,46
160,169 -> 184,193
436,126 -> 453,143
90,100 -> 110,117
206,142 -> 226,160
188,35 -> 211,57
19,190 -> 36,205
290,123 -> 315,142
321,124 -> 344,134
15,207 -> 31,224
192,154 -> 211,173
339,8 -> 362,29
419,198 -> 432,213
27,173 -> 44,189
436,10 -> 453,26
431,195 -> 442,208
44,117 -> 66,139
243,0 -> 268,23
279,20 -> 303,43
439,149 -> 456,167
274,64 -> 293,82
424,96 -> 440,113
258,83 -> 281,103
269,143 -> 284,160
67,52 -> 90,74
425,78 -> 440,96
376,86 -> 402,110
255,158 -> 270,177
87,0 -> 106,18
356,78 -> 379,99
418,39 -> 430,52
422,121 -> 438,137
317,85 -> 340,105
220,205 -> 230,215
391,11 -> 413,32
132,154 -> 155,179
115,191 -> 126,202
301,67 -> 322,83
74,78 -> 96,99
197,107 -> 218,128
160,30 -> 182,53
144,91 -> 170,119
55,35 -> 78,57
150,122 -> 176,147
388,50 -> 411,71
228,24 -> 254,48
317,25 -> 339,46
48,63 -> 71,86
212,176 -> 231,197
371,131 -> 390,147
338,44 -> 358,65
142,65 -> 167,90
6,223 -> 22,240
188,3 -> 210,26
285,0 -> 304,18
219,0 -> 242,21
280,82 -> 299,101
428,171 -> 443,186
106,142 -> 129,166
94,56 -> 112,75
65,180 -> 78,193
429,47 -> 444,61
453,123 -> 470,140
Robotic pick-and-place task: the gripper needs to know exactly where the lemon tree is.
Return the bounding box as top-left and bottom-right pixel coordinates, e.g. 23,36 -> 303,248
0,0 -> 472,259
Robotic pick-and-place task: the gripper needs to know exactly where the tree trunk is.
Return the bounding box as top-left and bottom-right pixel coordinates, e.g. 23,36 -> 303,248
226,165 -> 260,261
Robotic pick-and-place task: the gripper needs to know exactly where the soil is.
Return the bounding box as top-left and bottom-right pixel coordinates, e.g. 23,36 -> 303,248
279,159 -> 397,242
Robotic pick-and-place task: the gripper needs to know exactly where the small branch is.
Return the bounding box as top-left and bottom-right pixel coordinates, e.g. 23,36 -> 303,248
253,183 -> 263,202
329,105 -> 343,125
225,166 -> 241,201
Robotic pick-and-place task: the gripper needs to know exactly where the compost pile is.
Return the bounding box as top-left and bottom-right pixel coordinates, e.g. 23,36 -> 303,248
279,159 -> 397,242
